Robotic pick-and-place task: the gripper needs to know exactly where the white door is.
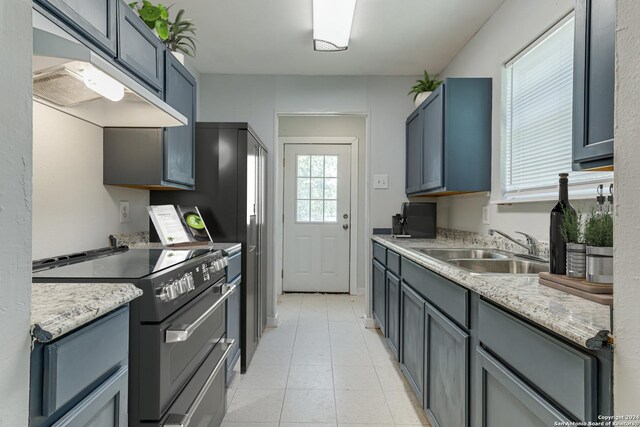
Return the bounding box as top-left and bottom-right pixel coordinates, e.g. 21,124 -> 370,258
283,144 -> 351,292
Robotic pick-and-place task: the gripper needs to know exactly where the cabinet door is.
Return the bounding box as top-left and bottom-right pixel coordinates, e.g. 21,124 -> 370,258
400,283 -> 425,401
386,271 -> 400,358
420,85 -> 444,191
372,259 -> 386,334
573,0 -> 615,169
424,303 -> 469,427
475,347 -> 571,427
36,0 -> 117,56
52,366 -> 128,427
406,109 -> 422,194
164,52 -> 196,187
117,0 -> 164,91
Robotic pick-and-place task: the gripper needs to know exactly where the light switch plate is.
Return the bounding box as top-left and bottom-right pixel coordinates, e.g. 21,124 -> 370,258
482,206 -> 490,225
373,174 -> 389,189
120,201 -> 130,223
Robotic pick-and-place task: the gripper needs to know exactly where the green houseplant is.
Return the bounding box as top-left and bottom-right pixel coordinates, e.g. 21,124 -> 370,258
408,70 -> 443,107
583,209 -> 613,284
129,1 -> 198,57
561,207 -> 586,278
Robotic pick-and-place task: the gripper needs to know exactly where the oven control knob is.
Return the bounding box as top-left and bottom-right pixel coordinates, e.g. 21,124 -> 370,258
176,278 -> 189,294
185,275 -> 195,291
158,283 -> 179,302
222,257 -> 229,267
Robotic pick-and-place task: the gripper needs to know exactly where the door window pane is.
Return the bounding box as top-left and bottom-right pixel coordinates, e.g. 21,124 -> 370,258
295,154 -> 339,223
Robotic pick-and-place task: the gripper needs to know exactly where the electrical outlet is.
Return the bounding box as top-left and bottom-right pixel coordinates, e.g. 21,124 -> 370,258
120,201 -> 130,223
373,174 -> 389,189
482,205 -> 490,225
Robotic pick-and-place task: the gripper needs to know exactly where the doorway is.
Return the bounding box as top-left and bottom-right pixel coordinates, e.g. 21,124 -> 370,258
282,143 -> 353,292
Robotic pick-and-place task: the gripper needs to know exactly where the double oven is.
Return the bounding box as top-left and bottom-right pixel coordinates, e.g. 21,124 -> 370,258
33,246 -> 238,426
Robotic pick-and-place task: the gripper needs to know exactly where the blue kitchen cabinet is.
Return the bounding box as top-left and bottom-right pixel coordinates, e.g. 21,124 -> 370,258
116,0 -> 164,93
400,283 -> 425,402
386,270 -> 401,358
34,0 -> 118,56
405,78 -> 492,196
30,307 -> 130,427
372,258 -> 387,335
164,51 -> 197,188
226,250 -> 242,384
572,0 -> 616,170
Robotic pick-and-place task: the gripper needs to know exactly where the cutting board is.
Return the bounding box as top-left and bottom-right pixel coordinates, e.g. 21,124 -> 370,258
538,273 -> 612,306
538,272 -> 613,293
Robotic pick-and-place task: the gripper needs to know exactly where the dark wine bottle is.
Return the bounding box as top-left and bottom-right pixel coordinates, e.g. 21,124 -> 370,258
550,173 -> 574,274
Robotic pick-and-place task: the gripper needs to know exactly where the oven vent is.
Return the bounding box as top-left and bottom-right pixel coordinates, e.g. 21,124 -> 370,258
33,67 -> 102,107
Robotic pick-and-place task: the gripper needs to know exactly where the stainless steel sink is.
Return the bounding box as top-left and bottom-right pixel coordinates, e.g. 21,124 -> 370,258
418,248 -> 511,260
446,259 -> 549,275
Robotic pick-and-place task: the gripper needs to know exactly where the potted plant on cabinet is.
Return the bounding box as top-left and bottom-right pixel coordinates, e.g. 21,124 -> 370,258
408,70 -> 443,107
129,1 -> 197,61
561,207 -> 586,278
583,209 -> 613,284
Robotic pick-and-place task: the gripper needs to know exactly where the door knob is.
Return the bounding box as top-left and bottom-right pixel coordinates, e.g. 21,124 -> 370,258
343,224 -> 349,230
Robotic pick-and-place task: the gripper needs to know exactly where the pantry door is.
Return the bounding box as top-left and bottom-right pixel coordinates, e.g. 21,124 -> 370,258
283,144 -> 351,292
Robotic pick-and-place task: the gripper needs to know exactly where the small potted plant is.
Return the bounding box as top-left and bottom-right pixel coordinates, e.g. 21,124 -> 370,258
408,70 -> 443,107
561,207 -> 585,278
583,210 -> 613,284
129,1 -> 197,60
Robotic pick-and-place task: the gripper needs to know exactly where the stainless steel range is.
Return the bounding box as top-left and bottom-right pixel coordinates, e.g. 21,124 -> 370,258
33,246 -> 236,427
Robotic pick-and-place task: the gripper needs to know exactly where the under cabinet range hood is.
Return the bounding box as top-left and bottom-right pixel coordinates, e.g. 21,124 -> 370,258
32,11 -> 187,128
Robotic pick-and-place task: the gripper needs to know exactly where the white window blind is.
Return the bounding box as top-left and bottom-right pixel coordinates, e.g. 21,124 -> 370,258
503,16 -> 612,196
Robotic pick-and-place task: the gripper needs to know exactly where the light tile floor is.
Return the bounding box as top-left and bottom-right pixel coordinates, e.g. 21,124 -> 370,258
223,293 -> 431,427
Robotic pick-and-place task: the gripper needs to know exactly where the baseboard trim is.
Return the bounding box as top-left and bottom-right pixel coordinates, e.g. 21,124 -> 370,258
364,316 -> 378,329
267,313 -> 279,328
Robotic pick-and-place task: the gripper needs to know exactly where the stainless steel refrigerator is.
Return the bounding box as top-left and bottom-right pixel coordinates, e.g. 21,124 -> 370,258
151,122 -> 267,375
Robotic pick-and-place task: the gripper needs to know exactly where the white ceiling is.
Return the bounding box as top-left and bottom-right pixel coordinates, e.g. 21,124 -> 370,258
177,0 -> 505,75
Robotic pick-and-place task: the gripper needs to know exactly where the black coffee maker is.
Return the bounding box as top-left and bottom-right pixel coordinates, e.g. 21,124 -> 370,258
392,202 -> 436,238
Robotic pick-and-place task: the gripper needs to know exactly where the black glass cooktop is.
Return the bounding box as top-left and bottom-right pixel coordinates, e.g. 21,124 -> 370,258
32,248 -> 215,280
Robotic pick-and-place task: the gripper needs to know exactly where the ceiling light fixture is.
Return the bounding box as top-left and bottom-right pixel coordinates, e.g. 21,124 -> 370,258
313,0 -> 357,52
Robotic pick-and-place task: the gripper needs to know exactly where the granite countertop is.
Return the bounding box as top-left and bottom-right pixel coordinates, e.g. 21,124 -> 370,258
372,235 -> 612,350
31,283 -> 142,343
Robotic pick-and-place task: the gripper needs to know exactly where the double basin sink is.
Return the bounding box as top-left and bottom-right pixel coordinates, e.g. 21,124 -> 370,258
417,248 -> 549,275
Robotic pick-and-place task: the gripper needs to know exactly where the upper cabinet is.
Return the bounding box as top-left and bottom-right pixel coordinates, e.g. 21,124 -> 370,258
34,0 -> 118,56
405,78 -> 492,196
116,0 -> 165,94
163,52 -> 197,187
572,0 -> 616,171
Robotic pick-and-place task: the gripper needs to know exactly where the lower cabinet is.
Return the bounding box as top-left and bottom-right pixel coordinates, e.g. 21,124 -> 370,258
226,274 -> 242,385
475,346 -> 571,427
424,302 -> 469,427
386,271 -> 401,358
52,366 -> 128,427
400,283 -> 425,401
372,259 -> 386,334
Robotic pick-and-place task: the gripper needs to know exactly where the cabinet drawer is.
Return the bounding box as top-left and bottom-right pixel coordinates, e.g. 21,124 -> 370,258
478,300 -> 596,420
475,346 -> 571,426
401,257 -> 468,328
227,252 -> 242,282
43,307 -> 128,416
373,242 -> 386,264
52,365 -> 128,427
386,250 -> 400,276
116,0 -> 164,91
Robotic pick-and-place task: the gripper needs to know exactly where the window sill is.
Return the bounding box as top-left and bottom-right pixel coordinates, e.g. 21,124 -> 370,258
492,181 -> 614,205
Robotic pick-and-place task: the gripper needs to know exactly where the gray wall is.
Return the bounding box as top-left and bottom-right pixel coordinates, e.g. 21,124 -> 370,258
436,0 -> 576,241
32,103 -> 150,259
613,0 -> 640,413
0,0 -> 32,424
278,115 -> 367,293
198,74 -> 417,317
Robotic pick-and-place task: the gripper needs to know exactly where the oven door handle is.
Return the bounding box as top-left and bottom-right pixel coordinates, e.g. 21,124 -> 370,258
163,338 -> 235,427
165,283 -> 237,343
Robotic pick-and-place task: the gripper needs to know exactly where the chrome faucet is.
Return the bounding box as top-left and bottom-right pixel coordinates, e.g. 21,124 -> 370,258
488,229 -> 541,257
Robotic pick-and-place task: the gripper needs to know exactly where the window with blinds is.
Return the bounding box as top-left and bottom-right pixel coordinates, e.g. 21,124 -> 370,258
503,15 -> 612,196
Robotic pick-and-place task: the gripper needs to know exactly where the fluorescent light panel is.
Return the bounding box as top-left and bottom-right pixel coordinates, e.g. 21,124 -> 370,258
313,0 -> 357,51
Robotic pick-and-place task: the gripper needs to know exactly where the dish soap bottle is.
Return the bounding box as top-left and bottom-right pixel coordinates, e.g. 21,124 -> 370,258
550,173 -> 575,274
